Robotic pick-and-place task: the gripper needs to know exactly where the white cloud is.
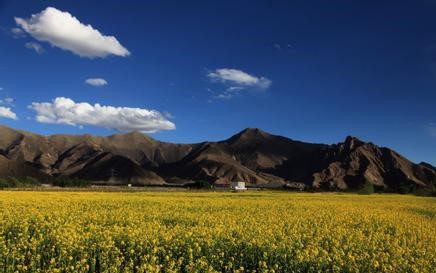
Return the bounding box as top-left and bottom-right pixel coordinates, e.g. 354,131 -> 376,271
214,87 -> 245,100
4,98 -> 14,104
274,44 -> 282,50
226,86 -> 245,92
29,97 -> 175,133
207,68 -> 271,90
11,27 -> 26,38
163,111 -> 174,119
85,78 -> 108,87
0,107 -> 17,120
25,42 -> 44,54
0,97 -> 15,106
207,69 -> 270,100
216,93 -> 234,100
15,7 -> 130,58
11,27 -> 24,34
272,43 -> 294,51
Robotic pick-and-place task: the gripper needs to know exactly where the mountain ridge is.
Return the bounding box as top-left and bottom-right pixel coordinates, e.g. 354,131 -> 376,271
0,124 -> 434,191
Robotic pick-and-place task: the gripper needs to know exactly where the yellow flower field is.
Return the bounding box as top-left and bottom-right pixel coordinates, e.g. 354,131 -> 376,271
0,191 -> 435,273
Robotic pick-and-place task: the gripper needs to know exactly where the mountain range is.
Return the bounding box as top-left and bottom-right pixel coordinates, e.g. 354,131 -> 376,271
0,124 -> 435,191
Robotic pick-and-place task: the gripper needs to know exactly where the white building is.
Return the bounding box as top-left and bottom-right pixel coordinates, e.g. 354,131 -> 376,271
231,181 -> 247,191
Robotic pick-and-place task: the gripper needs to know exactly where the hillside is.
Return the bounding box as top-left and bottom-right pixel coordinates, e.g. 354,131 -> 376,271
0,125 -> 434,191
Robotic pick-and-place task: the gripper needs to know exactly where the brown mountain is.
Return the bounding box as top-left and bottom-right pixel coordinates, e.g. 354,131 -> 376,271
0,124 -> 434,191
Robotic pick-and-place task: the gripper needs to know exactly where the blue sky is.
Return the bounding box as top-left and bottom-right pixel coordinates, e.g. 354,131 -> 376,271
0,0 -> 435,165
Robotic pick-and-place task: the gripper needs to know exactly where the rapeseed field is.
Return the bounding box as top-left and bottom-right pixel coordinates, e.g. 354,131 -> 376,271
0,191 -> 434,273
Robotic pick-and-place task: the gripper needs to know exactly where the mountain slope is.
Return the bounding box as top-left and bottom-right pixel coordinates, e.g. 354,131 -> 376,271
0,155 -> 51,181
0,124 -> 434,191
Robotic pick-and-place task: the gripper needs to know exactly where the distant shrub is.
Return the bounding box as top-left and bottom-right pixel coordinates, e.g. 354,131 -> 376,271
0,178 -> 10,188
413,186 -> 434,196
22,176 -> 40,185
432,177 -> 436,196
357,180 -> 374,195
305,186 -> 321,193
53,177 -> 90,187
0,176 -> 41,189
7,177 -> 20,187
0,176 -> 91,189
190,180 -> 214,189
373,185 -> 384,193
398,184 -> 414,194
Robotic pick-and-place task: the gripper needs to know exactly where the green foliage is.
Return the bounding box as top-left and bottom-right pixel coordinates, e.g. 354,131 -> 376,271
8,177 -> 20,187
373,184 -> 387,193
52,177 -> 91,187
0,178 -> 10,188
0,176 -> 90,189
357,180 -> 374,195
398,184 -> 414,194
0,176 -> 41,188
191,180 -> 214,189
431,177 -> 436,197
